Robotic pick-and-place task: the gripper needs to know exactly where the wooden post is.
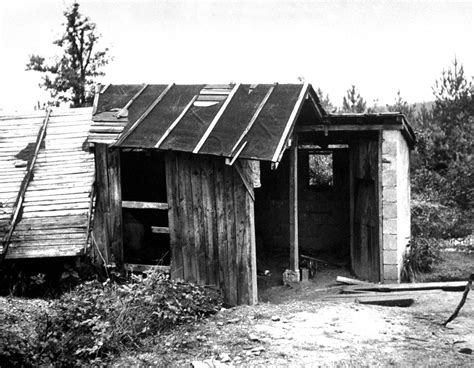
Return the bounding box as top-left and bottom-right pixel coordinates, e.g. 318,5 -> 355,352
107,147 -> 123,266
289,135 -> 299,273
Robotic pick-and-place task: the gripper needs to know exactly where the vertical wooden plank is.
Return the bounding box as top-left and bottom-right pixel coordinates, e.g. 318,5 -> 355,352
93,144 -> 110,265
190,156 -> 206,284
213,159 -> 229,302
165,152 -> 184,279
201,158 -> 217,286
247,189 -> 258,305
376,133 -> 383,282
349,139 -> 355,275
233,168 -> 246,304
224,165 -> 237,305
107,147 -> 123,266
178,153 -> 194,282
289,135 -> 299,272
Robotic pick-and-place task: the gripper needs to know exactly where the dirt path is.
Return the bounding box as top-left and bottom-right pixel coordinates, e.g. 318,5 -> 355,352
114,289 -> 474,366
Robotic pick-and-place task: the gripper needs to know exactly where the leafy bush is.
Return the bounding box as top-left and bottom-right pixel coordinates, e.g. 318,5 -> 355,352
35,271 -> 222,366
0,329 -> 36,367
411,197 -> 472,239
405,237 -> 440,273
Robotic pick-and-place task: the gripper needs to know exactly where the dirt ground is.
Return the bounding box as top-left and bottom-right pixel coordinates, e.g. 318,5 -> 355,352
113,264 -> 474,367
1,259 -> 473,367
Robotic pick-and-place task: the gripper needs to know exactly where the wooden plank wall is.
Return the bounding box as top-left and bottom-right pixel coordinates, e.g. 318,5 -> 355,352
93,144 -> 123,265
165,152 -> 257,305
350,135 -> 380,282
1,108 -> 95,259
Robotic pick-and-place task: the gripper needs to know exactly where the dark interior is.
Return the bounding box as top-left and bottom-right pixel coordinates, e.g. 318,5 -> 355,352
254,101 -> 353,288
120,150 -> 170,265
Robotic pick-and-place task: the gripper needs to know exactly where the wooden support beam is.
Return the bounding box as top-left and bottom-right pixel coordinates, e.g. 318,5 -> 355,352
193,83 -> 241,154
122,201 -> 168,210
296,124 -> 403,133
289,135 -> 299,273
155,95 -> 198,148
151,226 -> 170,234
124,263 -> 170,273
116,84 -> 149,118
230,83 -> 277,155
272,82 -> 309,163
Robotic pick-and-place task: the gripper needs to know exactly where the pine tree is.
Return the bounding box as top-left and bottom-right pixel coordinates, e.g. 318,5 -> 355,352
26,3 -> 112,107
341,85 -> 367,113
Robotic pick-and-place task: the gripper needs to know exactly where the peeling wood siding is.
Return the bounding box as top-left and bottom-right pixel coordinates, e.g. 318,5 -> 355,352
165,152 -> 257,305
0,108 -> 95,259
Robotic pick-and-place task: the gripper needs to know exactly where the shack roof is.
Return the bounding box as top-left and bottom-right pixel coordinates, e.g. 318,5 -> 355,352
90,83 -> 324,162
0,108 -> 94,259
296,112 -> 416,148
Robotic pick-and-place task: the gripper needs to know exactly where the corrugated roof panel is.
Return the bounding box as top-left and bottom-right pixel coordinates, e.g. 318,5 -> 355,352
239,84 -> 304,160
120,85 -> 204,148
198,84 -> 273,157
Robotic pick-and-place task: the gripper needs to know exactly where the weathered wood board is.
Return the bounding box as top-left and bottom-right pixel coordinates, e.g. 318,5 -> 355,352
165,152 -> 257,305
0,107 -> 94,259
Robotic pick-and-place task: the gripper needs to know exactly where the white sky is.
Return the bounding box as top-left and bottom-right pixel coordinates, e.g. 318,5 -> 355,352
0,0 -> 472,111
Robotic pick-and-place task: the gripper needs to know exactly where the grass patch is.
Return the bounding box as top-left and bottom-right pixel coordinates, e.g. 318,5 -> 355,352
417,251 -> 474,282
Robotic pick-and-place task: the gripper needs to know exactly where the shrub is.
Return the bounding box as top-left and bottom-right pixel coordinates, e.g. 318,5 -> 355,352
401,237 -> 441,282
411,197 -> 472,239
35,271 -> 222,366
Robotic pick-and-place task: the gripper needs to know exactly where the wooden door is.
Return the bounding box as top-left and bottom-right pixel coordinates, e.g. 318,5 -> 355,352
350,137 -> 380,282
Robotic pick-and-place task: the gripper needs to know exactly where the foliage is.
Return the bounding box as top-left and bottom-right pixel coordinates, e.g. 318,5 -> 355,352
0,328 -> 37,367
410,58 -> 473,220
26,3 -> 111,107
386,90 -> 417,121
411,197 -> 472,239
315,88 -> 335,112
32,271 -> 222,366
402,237 -> 440,281
341,85 -> 367,113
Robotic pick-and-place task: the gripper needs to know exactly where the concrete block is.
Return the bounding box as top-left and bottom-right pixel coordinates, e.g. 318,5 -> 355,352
383,264 -> 399,282
383,234 -> 398,250
382,141 -> 397,155
383,250 -> 398,265
382,187 -> 397,202
382,170 -> 397,187
300,268 -> 309,281
283,269 -> 300,284
382,158 -> 397,171
382,203 -> 397,219
383,219 -> 397,234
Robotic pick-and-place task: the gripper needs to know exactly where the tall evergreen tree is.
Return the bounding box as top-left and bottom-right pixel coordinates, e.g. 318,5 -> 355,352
341,85 -> 367,113
26,3 -> 112,107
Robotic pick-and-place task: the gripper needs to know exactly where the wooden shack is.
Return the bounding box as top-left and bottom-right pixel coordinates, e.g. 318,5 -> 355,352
89,83 -> 415,305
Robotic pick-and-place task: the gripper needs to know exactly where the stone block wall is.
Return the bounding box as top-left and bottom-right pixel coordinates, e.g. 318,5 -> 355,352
381,130 -> 411,282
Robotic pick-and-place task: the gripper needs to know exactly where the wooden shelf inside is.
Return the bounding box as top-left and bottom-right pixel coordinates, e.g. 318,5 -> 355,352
151,226 -> 170,234
122,200 -> 168,210
124,263 -> 170,273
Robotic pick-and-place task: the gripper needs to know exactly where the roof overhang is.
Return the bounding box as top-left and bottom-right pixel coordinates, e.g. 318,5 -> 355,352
296,112 -> 416,149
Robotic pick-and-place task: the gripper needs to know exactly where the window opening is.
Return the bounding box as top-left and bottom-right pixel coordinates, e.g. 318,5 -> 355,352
308,151 -> 333,188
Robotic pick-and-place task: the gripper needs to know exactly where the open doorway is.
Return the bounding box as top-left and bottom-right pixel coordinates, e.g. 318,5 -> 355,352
120,150 -> 170,266
254,143 -> 351,294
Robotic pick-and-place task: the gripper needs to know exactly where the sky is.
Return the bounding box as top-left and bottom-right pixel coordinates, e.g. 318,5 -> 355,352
0,0 -> 472,111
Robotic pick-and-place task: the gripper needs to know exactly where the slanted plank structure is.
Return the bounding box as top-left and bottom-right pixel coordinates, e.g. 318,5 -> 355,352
89,83 -> 415,305
0,108 -> 95,259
